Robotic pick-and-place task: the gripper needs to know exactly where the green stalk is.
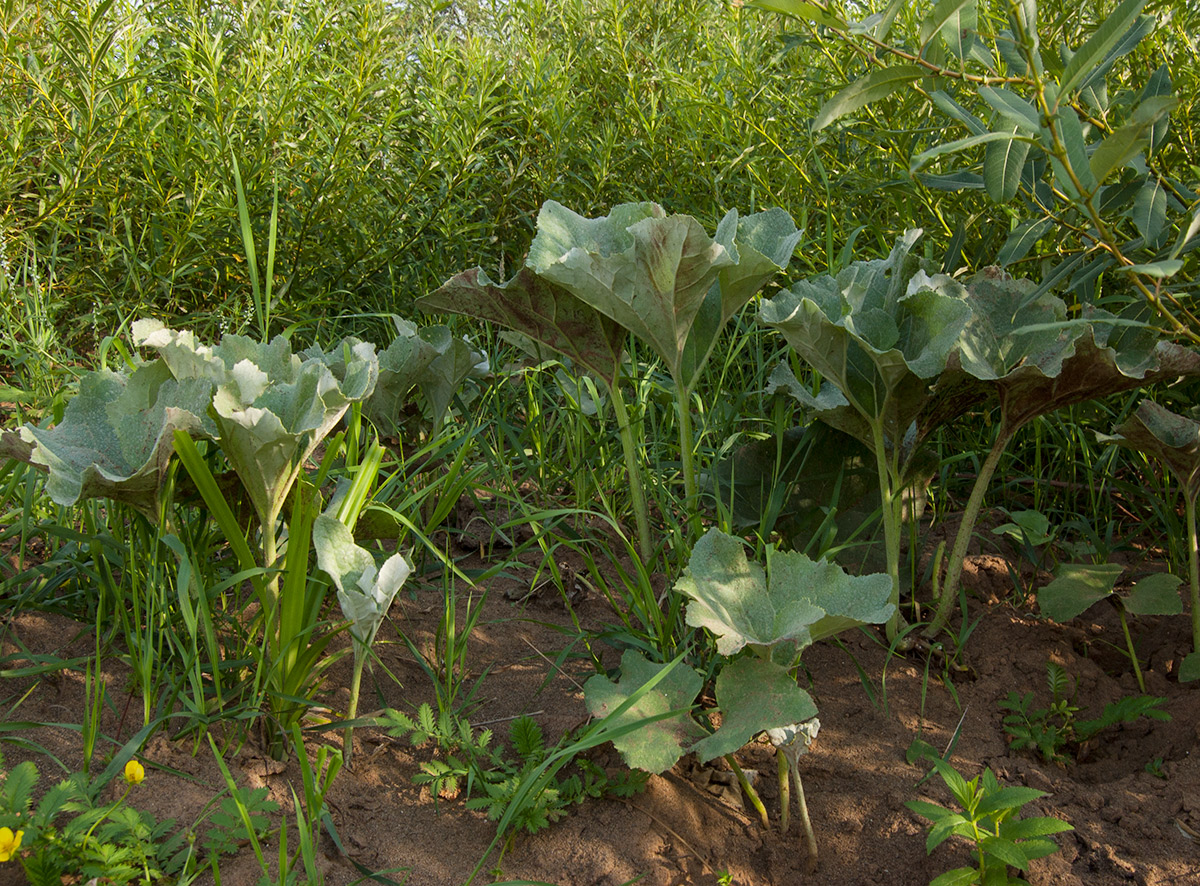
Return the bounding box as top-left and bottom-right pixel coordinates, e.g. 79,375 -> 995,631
871,423 -> 903,642
1188,497 -> 1200,653
609,382 -> 654,565
726,754 -> 769,829
1115,606 -> 1146,694
924,422 -> 1018,639
344,651 -> 366,767
777,750 -> 791,833
790,763 -> 818,874
677,389 -> 701,542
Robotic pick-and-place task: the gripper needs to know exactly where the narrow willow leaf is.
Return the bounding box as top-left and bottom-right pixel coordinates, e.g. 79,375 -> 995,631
1057,0 -> 1147,100
813,65 -> 925,132
978,86 -> 1041,133
1140,65 -> 1173,154
984,129 -> 1032,203
919,171 -> 985,191
919,0 -> 975,57
911,131 -> 1020,173
746,0 -> 847,28
1089,96 -> 1177,184
1169,207 -> 1200,261
1054,107 -> 1097,194
1132,179 -> 1167,243
931,90 -> 987,135
1077,14 -> 1157,96
1122,260 -> 1182,279
995,218 -> 1053,266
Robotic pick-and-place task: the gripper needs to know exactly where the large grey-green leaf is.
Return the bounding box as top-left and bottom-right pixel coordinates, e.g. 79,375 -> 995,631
11,360 -> 213,515
313,512 -> 411,651
679,209 -> 802,390
1099,401 -> 1200,501
135,321 -> 378,528
528,201 -> 797,392
359,322 -> 441,438
675,528 -> 893,657
759,231 -> 971,450
689,657 -> 818,763
582,650 -> 705,774
997,311 -> 1200,431
418,266 -> 626,387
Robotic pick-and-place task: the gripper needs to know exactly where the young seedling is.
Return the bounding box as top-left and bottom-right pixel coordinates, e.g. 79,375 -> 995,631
999,661 -> 1170,765
585,528 -> 894,872
1038,564 -> 1184,692
907,757 -> 1073,886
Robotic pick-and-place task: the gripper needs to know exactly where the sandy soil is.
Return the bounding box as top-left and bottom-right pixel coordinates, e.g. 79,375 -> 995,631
2,539 -> 1199,886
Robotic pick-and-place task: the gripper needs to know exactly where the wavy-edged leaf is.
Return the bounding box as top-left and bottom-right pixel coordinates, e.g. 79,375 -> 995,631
1038,563 -> 1122,622
418,267 -> 625,387
814,65 -> 925,132
1100,401 -> 1200,502
135,321 -> 378,528
689,657 -> 818,763
1125,573 -> 1183,616
11,360 -> 213,516
582,650 -> 705,774
313,512 -> 411,651
675,528 -> 893,657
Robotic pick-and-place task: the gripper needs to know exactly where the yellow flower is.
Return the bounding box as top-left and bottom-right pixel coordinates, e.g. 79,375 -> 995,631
0,827 -> 22,862
123,759 -> 145,786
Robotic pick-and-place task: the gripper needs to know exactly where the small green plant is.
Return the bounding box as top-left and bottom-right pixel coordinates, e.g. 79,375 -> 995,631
380,705 -> 646,838
0,750 -> 283,886
907,757 -> 1073,886
998,662 -> 1170,765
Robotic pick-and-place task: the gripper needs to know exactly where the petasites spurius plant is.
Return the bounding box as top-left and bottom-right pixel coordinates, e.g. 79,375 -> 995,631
584,528 -> 892,871
528,202 -> 801,539
759,230 -> 971,641
0,360 -> 214,518
922,280 -> 1200,639
1100,400 -> 1200,681
132,320 -> 378,595
422,200 -> 801,555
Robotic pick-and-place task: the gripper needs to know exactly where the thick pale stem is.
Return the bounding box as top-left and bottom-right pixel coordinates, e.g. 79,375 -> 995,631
1116,608 -> 1146,694
1188,498 -> 1200,653
726,755 -> 769,829
871,424 -> 903,642
924,422 -> 1018,639
777,750 -> 791,833
791,763 -> 818,873
609,382 -> 654,565
677,391 -> 701,541
344,652 -> 365,767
